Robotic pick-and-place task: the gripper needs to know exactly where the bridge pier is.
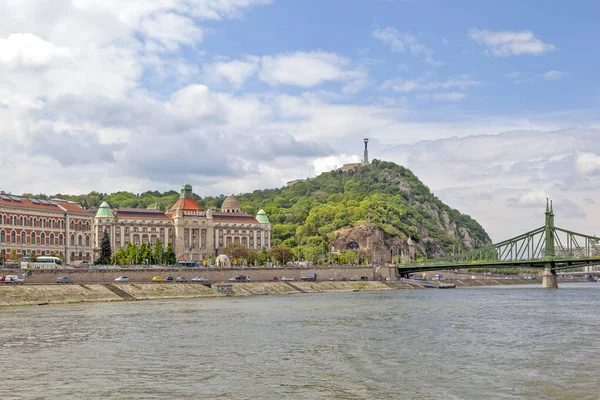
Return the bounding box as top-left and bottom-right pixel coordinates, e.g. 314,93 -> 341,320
542,265 -> 558,289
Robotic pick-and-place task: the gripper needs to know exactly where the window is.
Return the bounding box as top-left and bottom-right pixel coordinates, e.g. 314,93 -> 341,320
78,235 -> 82,246
70,235 -> 75,246
32,217 -> 37,227
50,233 -> 55,245
51,219 -> 55,229
125,227 -> 129,234
71,252 -> 75,262
70,220 -> 74,229
40,232 -> 46,245
85,235 -> 90,247
30,232 -> 36,245
41,219 -> 46,228
0,230 -> 4,242
78,221 -> 82,230
59,234 -> 63,246
1,214 -> 5,224
18,216 -> 23,226
85,222 -> 90,230
115,227 -> 121,234
21,231 -> 25,244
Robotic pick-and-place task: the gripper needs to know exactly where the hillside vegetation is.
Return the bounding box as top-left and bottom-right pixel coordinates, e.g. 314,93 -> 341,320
20,160 -> 491,261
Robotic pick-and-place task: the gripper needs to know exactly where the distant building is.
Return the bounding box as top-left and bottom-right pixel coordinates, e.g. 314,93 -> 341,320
94,184 -> 272,263
0,195 -> 94,263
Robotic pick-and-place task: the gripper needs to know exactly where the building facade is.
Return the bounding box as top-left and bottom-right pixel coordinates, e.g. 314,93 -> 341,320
0,194 -> 94,263
94,184 -> 271,263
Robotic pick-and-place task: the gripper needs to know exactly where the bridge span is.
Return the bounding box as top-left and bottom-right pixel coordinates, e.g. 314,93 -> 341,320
397,200 -> 600,288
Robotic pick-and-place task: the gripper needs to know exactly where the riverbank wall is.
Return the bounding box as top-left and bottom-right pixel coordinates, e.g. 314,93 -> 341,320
0,279 -> 540,307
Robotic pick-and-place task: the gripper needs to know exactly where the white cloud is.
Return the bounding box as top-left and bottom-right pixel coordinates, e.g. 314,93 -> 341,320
203,58 -> 259,87
576,152 -> 600,175
506,189 -> 548,208
416,92 -> 467,101
381,75 -> 480,93
543,70 -> 567,80
258,51 -> 365,87
139,11 -> 203,51
469,28 -> 556,56
373,27 -> 442,65
0,33 -> 70,68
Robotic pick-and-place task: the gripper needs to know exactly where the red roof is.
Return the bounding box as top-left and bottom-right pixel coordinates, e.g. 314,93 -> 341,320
114,208 -> 170,220
167,197 -> 202,216
0,196 -> 90,215
212,212 -> 259,224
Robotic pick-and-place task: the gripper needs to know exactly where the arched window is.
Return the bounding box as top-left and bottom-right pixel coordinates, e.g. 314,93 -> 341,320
70,220 -> 74,229
31,232 -> 36,245
59,234 -> 64,246
42,219 -> 46,228
9,231 -> 15,243
1,214 -> 5,224
85,235 -> 90,247
50,219 -> 54,229
70,252 -> 75,262
32,217 -> 37,227
18,216 -> 22,226
78,235 -> 82,246
21,231 -> 25,244
78,221 -> 82,230
0,230 -> 5,242
9,215 -> 14,225
40,232 -> 46,245
50,233 -> 55,245
85,222 -> 90,230
78,251 -> 82,260
86,252 -> 90,260
29,217 -> 34,227
70,235 -> 75,246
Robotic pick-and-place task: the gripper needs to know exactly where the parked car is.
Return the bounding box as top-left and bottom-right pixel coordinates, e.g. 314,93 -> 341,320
281,276 -> 295,281
3,275 -> 24,284
229,274 -> 250,281
268,276 -> 278,281
166,276 -> 174,282
56,276 -> 73,284
191,276 -> 208,282
114,276 -> 129,282
175,276 -> 187,282
152,276 -> 165,282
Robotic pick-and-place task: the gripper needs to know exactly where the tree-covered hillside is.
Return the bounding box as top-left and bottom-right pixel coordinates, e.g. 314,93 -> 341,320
19,160 -> 490,261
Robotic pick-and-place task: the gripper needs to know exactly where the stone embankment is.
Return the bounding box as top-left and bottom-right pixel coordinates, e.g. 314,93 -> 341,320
0,279 -> 539,307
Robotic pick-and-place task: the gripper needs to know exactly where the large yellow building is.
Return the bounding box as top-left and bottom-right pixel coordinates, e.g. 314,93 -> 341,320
93,184 -> 271,263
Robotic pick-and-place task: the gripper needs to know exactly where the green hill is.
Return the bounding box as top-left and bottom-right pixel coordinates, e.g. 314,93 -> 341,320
22,159 -> 490,263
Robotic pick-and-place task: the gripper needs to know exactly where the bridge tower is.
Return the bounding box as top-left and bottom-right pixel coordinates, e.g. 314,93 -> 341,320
542,199 -> 558,288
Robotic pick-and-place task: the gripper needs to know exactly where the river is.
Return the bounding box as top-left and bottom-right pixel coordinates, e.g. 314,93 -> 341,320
2,283 -> 600,399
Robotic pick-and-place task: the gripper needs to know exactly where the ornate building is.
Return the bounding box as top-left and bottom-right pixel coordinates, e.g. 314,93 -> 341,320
94,184 -> 271,263
0,194 -> 94,263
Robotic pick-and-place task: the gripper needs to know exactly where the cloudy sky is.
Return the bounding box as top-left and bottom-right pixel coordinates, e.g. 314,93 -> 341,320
1,0 -> 599,241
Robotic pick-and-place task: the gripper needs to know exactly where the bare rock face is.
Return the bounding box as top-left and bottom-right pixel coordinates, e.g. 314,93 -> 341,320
331,223 -> 416,264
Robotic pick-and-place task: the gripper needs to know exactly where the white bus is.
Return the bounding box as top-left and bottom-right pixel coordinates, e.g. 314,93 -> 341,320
26,256 -> 64,270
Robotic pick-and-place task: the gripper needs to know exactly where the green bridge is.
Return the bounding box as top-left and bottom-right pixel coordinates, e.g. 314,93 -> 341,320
397,200 -> 600,288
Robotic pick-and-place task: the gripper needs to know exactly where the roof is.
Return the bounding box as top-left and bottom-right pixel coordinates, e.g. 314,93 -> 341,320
256,209 -> 270,224
167,197 -> 203,216
95,202 -> 114,218
0,195 -> 91,215
222,195 -> 241,211
114,208 -> 171,220
212,212 -> 259,224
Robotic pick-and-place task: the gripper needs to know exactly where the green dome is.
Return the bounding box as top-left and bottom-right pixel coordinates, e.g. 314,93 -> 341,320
256,209 -> 270,224
180,184 -> 193,199
95,201 -> 114,218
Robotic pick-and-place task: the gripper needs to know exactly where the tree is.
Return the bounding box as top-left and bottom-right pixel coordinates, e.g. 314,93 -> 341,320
269,245 -> 293,265
246,248 -> 259,266
10,248 -> 17,262
152,238 -> 164,265
258,247 -> 269,265
125,242 -> 137,264
164,243 -> 176,265
222,243 -> 249,263
99,231 -> 112,264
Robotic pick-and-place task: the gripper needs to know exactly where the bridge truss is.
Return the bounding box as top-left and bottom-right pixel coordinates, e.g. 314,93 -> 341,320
398,201 -> 600,274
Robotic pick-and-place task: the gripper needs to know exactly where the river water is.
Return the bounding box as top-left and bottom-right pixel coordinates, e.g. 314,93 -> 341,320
2,284 -> 600,399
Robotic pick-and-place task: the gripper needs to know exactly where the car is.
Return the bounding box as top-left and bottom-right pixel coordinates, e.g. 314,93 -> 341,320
329,277 -> 337,281
281,276 -> 295,281
166,276 -> 174,282
152,276 -> 165,282
175,276 -> 187,282
56,276 -> 73,284
114,276 -> 129,282
191,276 -> 208,282
4,275 -> 24,284
350,277 -> 358,281
268,276 -> 278,281
229,274 -> 250,281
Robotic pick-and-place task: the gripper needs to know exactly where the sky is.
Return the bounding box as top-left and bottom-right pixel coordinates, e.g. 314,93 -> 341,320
1,0 -> 599,242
